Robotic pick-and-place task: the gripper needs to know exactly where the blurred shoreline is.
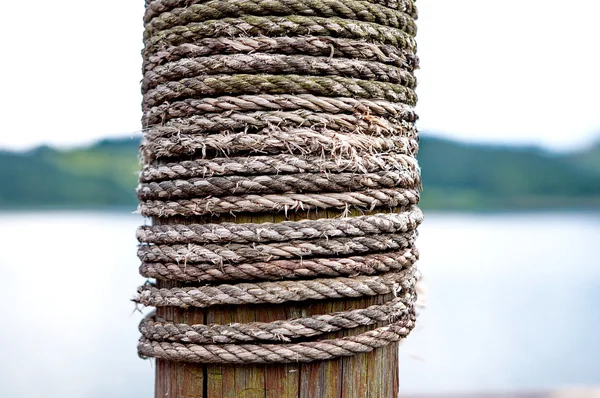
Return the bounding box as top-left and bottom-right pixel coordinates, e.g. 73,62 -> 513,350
1,134 -> 599,211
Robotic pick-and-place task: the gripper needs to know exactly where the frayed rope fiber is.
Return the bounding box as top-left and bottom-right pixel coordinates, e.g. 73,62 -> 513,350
134,0 -> 421,364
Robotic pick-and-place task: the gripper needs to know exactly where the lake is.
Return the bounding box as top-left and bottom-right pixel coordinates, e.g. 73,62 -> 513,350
0,211 -> 598,397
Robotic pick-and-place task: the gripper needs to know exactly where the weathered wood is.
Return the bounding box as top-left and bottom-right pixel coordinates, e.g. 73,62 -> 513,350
154,209 -> 400,398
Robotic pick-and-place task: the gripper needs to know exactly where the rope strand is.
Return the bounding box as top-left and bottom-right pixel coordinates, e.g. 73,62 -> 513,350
143,37 -> 419,73
134,269 -> 417,308
141,295 -> 414,343
137,207 -> 422,244
139,248 -> 419,282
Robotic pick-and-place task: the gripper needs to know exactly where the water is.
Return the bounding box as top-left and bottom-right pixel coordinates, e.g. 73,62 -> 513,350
0,211 -> 598,397
399,212 -> 600,394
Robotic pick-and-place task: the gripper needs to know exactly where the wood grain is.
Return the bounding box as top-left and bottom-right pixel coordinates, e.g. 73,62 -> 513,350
154,209 -> 400,398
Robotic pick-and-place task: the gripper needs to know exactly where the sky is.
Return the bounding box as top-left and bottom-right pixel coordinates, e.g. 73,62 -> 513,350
0,0 -> 599,151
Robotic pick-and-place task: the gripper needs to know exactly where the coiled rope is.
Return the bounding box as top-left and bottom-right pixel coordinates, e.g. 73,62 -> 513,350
135,0 -> 421,364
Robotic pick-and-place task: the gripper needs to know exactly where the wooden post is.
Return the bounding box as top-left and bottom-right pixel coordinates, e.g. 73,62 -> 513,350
154,209 -> 400,398
141,1 -> 420,395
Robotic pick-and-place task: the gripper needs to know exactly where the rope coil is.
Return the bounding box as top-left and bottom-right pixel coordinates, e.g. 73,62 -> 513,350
137,208 -> 423,243
135,0 -> 421,364
143,37 -> 419,74
141,295 -> 414,344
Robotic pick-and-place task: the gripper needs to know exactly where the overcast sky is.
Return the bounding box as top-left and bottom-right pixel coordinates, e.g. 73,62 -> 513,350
0,0 -> 599,151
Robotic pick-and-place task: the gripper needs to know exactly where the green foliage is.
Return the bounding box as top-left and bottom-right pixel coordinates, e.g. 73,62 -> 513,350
0,138 -> 139,208
419,137 -> 600,209
565,141 -> 600,177
0,135 -> 598,210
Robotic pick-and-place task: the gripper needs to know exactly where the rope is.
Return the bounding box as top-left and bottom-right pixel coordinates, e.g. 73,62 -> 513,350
142,16 -> 416,53
137,208 -> 423,244
143,0 -> 418,33
143,0 -> 419,21
139,188 -> 420,217
143,37 -> 419,73
137,170 -> 421,199
144,112 -> 417,139
136,269 -> 416,308
140,295 -> 414,343
139,248 -> 419,282
140,130 -> 419,162
136,0 -> 421,365
138,313 -> 416,364
143,95 -> 417,125
138,233 -> 416,265
143,74 -> 417,109
142,54 -> 416,94
139,153 -> 419,181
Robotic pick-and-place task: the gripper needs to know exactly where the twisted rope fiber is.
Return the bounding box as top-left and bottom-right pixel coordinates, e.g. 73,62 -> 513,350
139,153 -> 419,181
135,268 -> 418,363
138,312 -> 415,364
138,211 -> 421,282
139,232 -> 416,267
141,130 -> 419,162
144,0 -> 418,35
145,111 -> 417,139
142,54 -> 416,92
143,37 -> 419,72
143,74 -> 417,110
143,16 -> 417,55
137,170 -> 421,200
143,0 -> 419,21
143,94 -> 418,125
140,247 -> 419,282
138,0 -> 420,365
137,207 -> 422,244
139,188 -> 420,217
141,294 -> 414,343
135,268 -> 416,308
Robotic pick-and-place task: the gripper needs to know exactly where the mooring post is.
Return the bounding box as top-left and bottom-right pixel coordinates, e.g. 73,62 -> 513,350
135,0 -> 421,397
154,211 -> 401,397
